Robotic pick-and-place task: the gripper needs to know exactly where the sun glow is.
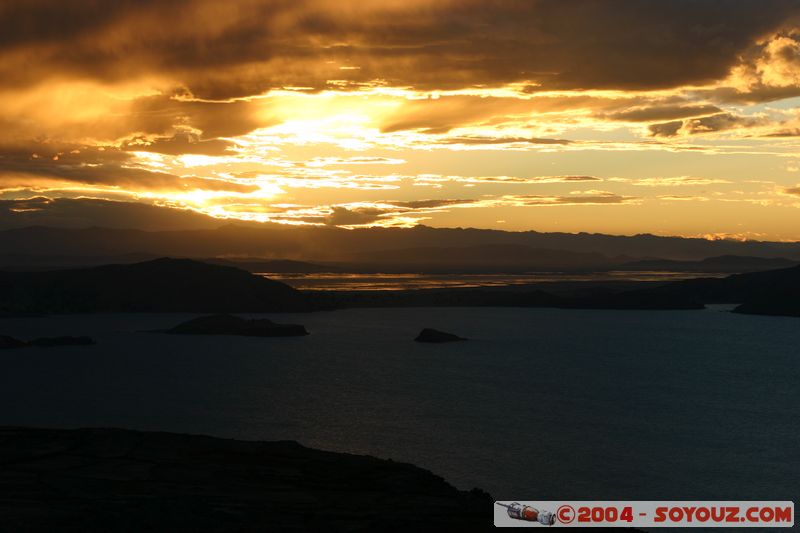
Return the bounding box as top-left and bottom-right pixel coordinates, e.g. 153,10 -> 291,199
3,2 -> 800,238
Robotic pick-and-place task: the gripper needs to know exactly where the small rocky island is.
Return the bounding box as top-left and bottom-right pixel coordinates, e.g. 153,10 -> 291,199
164,314 -> 309,337
0,335 -> 95,349
0,426 -> 492,532
415,328 -> 467,343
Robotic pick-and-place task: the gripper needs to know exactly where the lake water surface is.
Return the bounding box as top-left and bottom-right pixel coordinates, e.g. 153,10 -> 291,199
0,307 -> 797,504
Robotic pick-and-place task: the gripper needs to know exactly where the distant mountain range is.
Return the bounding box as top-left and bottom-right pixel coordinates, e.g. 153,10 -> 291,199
0,224 -> 799,273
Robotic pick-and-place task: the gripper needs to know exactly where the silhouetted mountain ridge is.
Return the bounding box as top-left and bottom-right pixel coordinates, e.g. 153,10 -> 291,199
0,258 -> 310,313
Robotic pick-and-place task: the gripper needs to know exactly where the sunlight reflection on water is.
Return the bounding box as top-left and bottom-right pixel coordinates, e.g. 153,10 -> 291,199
257,270 -> 728,291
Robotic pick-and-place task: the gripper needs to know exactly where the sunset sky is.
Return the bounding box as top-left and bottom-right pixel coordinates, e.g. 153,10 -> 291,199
3,0 -> 800,239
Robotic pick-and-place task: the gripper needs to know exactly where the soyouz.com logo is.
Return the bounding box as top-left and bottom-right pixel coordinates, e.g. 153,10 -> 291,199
494,501 -> 794,527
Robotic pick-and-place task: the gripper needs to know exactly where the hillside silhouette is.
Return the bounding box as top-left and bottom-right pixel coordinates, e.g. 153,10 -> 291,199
0,258 -> 310,313
616,264 -> 800,316
0,426 -> 492,532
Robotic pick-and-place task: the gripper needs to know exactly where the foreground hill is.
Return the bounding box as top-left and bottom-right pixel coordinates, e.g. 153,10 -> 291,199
0,258 -> 310,313
0,426 -> 491,532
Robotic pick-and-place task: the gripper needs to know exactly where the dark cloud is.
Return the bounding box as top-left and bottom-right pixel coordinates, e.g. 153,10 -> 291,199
0,1 -> 164,49
125,94 -> 268,139
765,128 -> 800,137
324,206 -> 387,226
379,96 -> 538,134
1,0 -> 798,98
701,84 -> 800,104
304,156 -> 404,166
0,144 -> 258,192
682,113 -> 769,135
648,121 -> 684,137
506,193 -> 638,206
0,196 -> 220,231
437,136 -> 572,146
377,94 -> 632,134
389,199 -> 476,209
540,176 -> 601,183
121,132 -> 234,156
378,94 -> 727,134
601,104 -> 722,122
648,113 -> 770,137
785,186 -> 800,196
0,89 -> 269,145
318,198 -> 480,226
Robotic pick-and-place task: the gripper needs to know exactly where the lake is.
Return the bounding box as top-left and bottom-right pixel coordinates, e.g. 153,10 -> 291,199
0,307 -> 797,503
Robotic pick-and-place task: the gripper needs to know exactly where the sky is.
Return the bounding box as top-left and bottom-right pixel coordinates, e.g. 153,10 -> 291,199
2,0 -> 800,240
